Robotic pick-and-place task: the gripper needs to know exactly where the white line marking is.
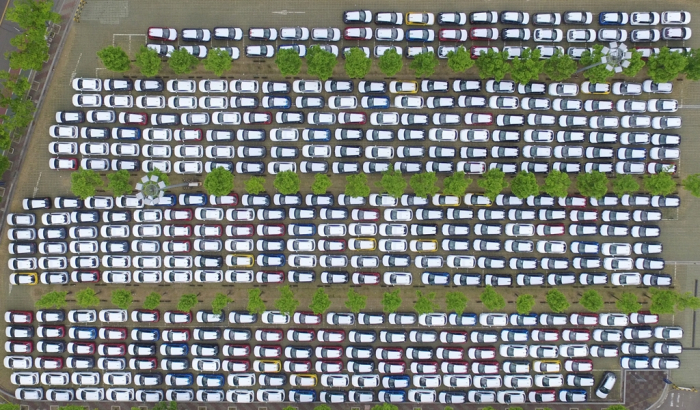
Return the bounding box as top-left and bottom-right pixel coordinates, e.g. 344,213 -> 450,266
69,53 -> 83,83
32,172 -> 42,197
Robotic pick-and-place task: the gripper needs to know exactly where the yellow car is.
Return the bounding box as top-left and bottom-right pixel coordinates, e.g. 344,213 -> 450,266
534,360 -> 561,373
349,238 -> 376,251
290,374 -> 318,387
433,194 -> 461,206
9,272 -> 37,285
581,81 -> 610,94
389,80 -> 418,93
410,239 -> 438,252
253,360 -> 281,373
406,12 -> 435,25
226,254 -> 254,267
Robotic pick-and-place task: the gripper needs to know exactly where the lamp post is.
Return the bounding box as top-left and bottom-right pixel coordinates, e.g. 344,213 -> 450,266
135,174 -> 200,205
576,41 -> 633,74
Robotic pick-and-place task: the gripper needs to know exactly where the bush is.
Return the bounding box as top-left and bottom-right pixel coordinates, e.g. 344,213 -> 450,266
381,289 -> 401,313
143,292 -> 161,310
612,174 -> 640,198
543,49 -> 577,81
481,286 -> 505,310
177,294 -> 198,312
35,291 -> 67,309
516,294 -> 535,315
275,48 -> 302,76
684,48 -> 700,80
414,291 -> 438,315
107,170 -> 132,197
376,169 -> 406,198
97,46 -> 130,72
442,171 -> 472,197
309,288 -> 331,315
211,293 -> 232,315
647,47 -> 688,83
204,167 -> 234,196
510,171 -> 540,199
546,290 -> 570,313
168,48 -> 199,74
475,48 -> 510,81
203,48 -> 233,76
76,288 -> 100,308
579,289 -> 604,312
510,48 -> 544,85
312,174 -> 332,195
683,174 -> 700,197
275,285 -> 298,315
345,47 -> 371,78
307,45 -> 337,81
0,155 -> 10,178
616,292 -> 641,315
478,168 -> 508,201
111,290 -> 132,310
273,170 -> 300,195
644,172 -> 676,196
378,48 -> 402,76
447,46 -> 473,73
577,171 -> 608,199
245,176 -> 266,194
409,51 -> 439,77
410,172 -> 439,198
543,170 -> 571,198
445,292 -> 467,315
71,168 -> 104,200
346,289 -> 367,314
247,288 -> 266,315
345,173 -> 370,197
134,45 -> 161,77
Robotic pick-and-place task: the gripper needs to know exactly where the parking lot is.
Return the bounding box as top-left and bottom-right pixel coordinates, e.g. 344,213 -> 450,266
3,0 -> 700,407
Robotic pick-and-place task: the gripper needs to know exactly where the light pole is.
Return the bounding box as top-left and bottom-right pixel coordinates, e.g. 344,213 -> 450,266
576,41 -> 633,74
134,174 -> 200,205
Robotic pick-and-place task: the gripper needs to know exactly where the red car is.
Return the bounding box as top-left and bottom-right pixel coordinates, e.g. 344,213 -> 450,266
227,224 -> 255,237
352,208 -> 380,221
35,356 -> 63,370
5,311 -> 33,324
165,208 -> 193,221
49,158 -> 78,170
470,27 -> 499,40
67,342 -> 95,355
536,223 -> 566,236
243,112 -> 272,125
254,345 -> 282,358
257,224 -> 285,237
72,270 -> 100,283
223,359 -> 250,372
163,240 -> 191,253
5,340 -> 33,353
131,310 -> 160,323
223,344 -> 251,357
147,27 -> 178,41
163,329 -> 190,342
344,27 -> 373,40
98,343 -> 126,356
210,193 -> 239,206
338,112 -> 367,124
118,112 -> 148,125
352,272 -> 380,285
470,46 -> 499,59
439,29 -> 468,41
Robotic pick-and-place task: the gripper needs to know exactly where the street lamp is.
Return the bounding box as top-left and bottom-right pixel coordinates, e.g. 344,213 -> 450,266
135,174 -> 200,205
576,42 -> 632,74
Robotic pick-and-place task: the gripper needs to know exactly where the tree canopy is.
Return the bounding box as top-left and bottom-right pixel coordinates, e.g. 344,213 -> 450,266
203,47 -> 233,76
516,294 -> 535,315
168,48 -> 199,74
410,172 -> 439,198
35,291 -> 67,309
143,292 -> 161,310
445,292 -> 467,315
644,172 -> 676,196
97,46 -> 131,72
580,289 -> 604,312
378,48 -> 403,76
346,289 -> 367,314
622,49 -> 646,77
612,174 -> 640,197
647,47 -> 688,83
204,167 -> 234,196
510,48 -> 544,85
344,47 -> 372,78
71,168 -> 104,199
682,174 -> 700,197
442,171 -> 472,197
684,48 -> 700,80
311,173 -> 332,195
376,169 -> 407,198
247,288 -> 266,315
478,168 -> 509,201
177,294 -> 198,312
111,289 -> 132,310
211,293 -> 232,315
307,45 -> 337,80
275,48 -> 302,76
546,289 -> 570,313
273,170 -> 300,195
579,45 -> 615,84
6,0 -> 60,30
475,48 -> 510,81
447,46 -> 474,73
414,291 -> 438,315
381,289 -> 401,313
275,285 -> 299,315
577,171 -> 608,199
107,170 -> 132,197
543,49 -> 577,81
616,292 -> 641,315
409,51 -> 439,77
649,288 -> 700,314
511,171 -> 540,199
543,170 -> 571,198
245,176 -> 266,194
345,173 -> 370,197
76,288 -> 100,308
134,45 -> 162,77
481,286 -> 505,310
309,288 -> 331,315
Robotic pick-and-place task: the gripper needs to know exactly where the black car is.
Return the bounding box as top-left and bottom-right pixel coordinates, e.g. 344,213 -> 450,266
55,111 -> 85,124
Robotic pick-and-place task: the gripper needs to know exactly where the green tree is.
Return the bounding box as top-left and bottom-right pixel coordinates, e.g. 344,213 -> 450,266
410,172 -> 439,198
147,168 -> 169,186
177,294 -> 198,312
580,289 -> 604,312
312,174 -> 332,195
282,406 -> 295,410
204,167 -> 234,196
309,288 -> 331,315
516,294 -> 535,315
245,176 -> 266,194
107,170 -> 132,197
274,48 -> 302,76
211,293 -> 232,315
143,292 -> 161,310
151,403 -> 177,410
35,291 -> 67,309
111,290 -> 132,310
683,174 -> 700,197
76,288 -> 100,308
605,406 -> 629,410
546,289 -> 570,313
443,171 -> 472,197
543,49 -> 577,81
97,45 -> 130,72
371,404 -> 398,410
7,35 -> 50,71
275,285 -> 298,315
0,71 -> 35,132
647,47 -> 688,83
684,48 -> 700,80
134,45 -> 162,77
0,156 -> 11,178
445,292 -> 467,315
345,173 -> 370,197
345,47 -> 372,78
447,46 -> 474,73
577,171 -> 608,199
616,292 -> 641,315
612,174 -> 640,198
346,289 -> 367,314
543,170 -> 571,198
378,48 -> 402,76
314,405 -> 331,410
247,288 -> 266,315
203,48 -> 232,76
307,45 -> 337,81
376,169 -> 407,198
478,168 -> 509,201
273,170 -> 300,195
580,44 -> 614,84
649,288 -> 700,314
58,406 -> 86,410
71,168 -> 104,199
677,292 -> 700,311
6,0 -> 60,30
414,291 -> 438,315
510,48 -> 544,85
622,49 -> 645,77
511,171 -> 540,199
381,289 -> 401,314
644,172 -> 676,196
475,48 -> 510,81
168,48 -> 199,75
409,51 -> 439,77
481,286 -> 505,311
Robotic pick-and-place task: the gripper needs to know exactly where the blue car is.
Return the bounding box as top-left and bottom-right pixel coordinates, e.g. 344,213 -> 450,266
287,223 -> 316,236
422,271 -> 450,285
69,326 -> 97,340
154,194 -> 176,207
383,375 -> 410,388
500,328 -> 529,342
262,96 -> 292,109
178,193 -> 207,206
257,253 -> 286,267
166,373 -> 194,386
406,29 -> 436,42
302,128 -> 331,141
161,343 -> 189,357
599,12 -> 629,25
131,328 -> 160,341
571,241 -> 600,254
361,95 -> 391,109
450,312 -> 477,326
559,389 -> 587,402
379,390 -> 406,403
289,390 -> 316,402
197,374 -> 225,387
111,127 -> 140,140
